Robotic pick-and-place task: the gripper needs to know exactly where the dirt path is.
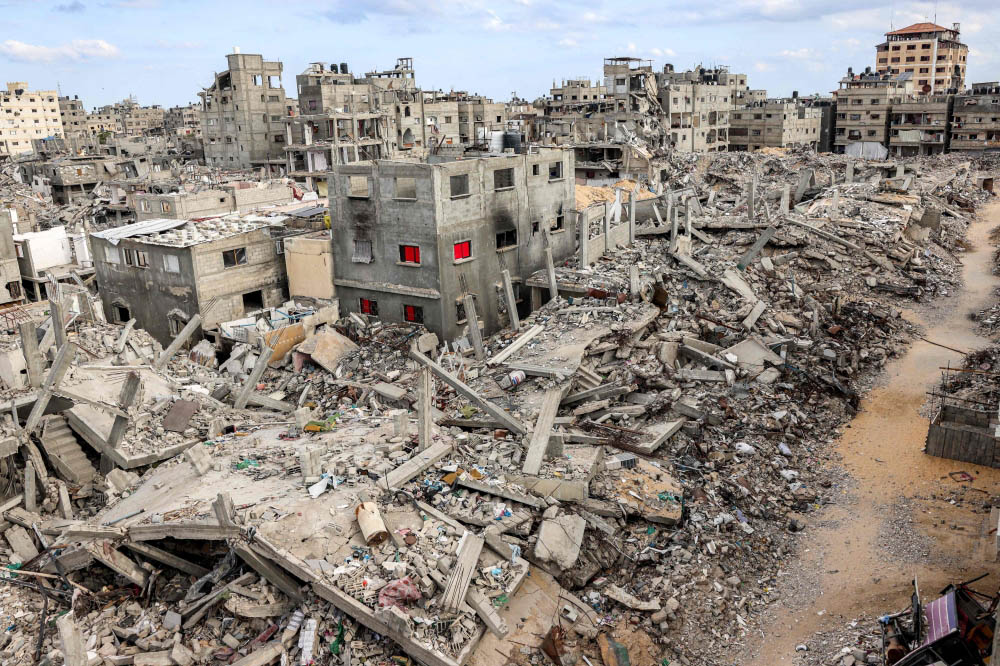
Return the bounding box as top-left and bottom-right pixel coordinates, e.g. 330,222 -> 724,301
743,200 -> 1000,664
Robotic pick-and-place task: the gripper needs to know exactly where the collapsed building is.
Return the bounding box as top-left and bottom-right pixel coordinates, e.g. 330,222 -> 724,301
0,146 -> 994,666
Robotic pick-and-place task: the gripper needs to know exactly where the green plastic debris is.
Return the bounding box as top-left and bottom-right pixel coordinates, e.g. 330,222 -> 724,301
646,526 -> 656,535
236,459 -> 260,470
459,405 -> 478,419
329,620 -> 345,655
492,593 -> 508,607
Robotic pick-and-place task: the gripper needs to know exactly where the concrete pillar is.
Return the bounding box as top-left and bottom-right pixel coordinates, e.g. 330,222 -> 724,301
846,160 -> 854,183
544,247 -> 558,303
19,321 -> 42,388
832,189 -> 840,217
46,283 -> 66,351
629,266 -> 640,298
628,188 -> 637,244
24,460 -> 36,512
391,409 -> 408,438
780,184 -> 791,214
747,173 -> 757,219
155,313 -> 202,370
463,294 -> 484,361
501,270 -> 520,330
107,371 -> 141,449
417,366 -> 432,451
684,197 -> 693,236
25,342 -> 76,432
234,341 -> 274,410
896,163 -> 904,177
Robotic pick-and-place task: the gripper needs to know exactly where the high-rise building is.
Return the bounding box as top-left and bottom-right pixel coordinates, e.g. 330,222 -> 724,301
875,22 -> 968,95
199,51 -> 289,171
59,95 -> 89,139
0,82 -> 64,156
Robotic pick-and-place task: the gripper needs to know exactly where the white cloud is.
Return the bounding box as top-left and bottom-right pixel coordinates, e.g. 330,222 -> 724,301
484,8 -> 510,31
754,61 -> 775,71
626,42 -> 637,54
779,48 -> 818,59
649,47 -> 676,57
558,37 -> 578,48
0,39 -> 120,63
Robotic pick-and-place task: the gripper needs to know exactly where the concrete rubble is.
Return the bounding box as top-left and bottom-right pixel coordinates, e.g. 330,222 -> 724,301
0,148 -> 997,666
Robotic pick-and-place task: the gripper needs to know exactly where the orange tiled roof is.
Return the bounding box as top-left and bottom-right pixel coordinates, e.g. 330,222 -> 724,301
886,22 -> 950,36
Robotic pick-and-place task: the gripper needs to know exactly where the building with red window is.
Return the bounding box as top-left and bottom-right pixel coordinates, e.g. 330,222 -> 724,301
328,148 -> 576,340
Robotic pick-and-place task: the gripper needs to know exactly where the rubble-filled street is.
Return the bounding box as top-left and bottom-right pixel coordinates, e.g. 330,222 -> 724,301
1,145 -> 998,666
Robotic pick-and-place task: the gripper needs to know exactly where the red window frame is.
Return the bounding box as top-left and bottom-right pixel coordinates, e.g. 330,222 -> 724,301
360,298 -> 376,315
403,305 -> 422,322
453,240 -> 471,260
400,245 -> 420,264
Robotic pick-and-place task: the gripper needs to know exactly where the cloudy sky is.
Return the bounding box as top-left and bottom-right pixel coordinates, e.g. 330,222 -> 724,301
2,0 -> 999,109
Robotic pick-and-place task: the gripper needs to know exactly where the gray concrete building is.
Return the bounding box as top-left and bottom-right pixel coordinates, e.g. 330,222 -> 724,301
833,68 -> 914,153
58,95 -> 89,139
133,181 -> 296,221
90,217 -> 291,345
657,65 -> 748,152
889,95 -> 953,155
950,82 -> 1000,154
729,100 -> 822,152
328,149 -> 575,341
199,51 -> 289,172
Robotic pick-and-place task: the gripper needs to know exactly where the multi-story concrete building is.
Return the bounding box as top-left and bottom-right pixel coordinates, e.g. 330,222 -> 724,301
888,95 -> 952,156
729,99 -> 822,151
199,51 -> 290,172
950,82 -> 1000,154
59,95 -> 89,139
164,104 -> 201,137
0,82 -> 63,157
833,68 -> 914,153
547,79 -> 608,116
327,149 -> 576,341
657,65 -> 746,152
875,22 -> 967,95
133,181 -> 296,221
0,209 -> 24,305
86,98 -> 165,137
90,217 -> 292,345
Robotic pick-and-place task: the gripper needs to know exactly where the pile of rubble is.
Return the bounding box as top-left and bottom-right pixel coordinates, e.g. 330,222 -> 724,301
0,150 -> 997,666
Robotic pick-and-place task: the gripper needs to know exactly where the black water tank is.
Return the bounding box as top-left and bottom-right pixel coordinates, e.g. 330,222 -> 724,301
340,63 -> 348,74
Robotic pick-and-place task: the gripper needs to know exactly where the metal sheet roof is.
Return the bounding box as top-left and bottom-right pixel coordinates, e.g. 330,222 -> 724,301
90,219 -> 188,245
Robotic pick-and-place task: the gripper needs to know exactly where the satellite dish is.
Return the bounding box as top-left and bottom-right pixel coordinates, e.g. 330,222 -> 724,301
922,84 -> 932,93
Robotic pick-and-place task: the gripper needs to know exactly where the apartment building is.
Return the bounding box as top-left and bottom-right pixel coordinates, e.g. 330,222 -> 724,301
164,104 -> 201,137
199,51 -> 290,171
547,79 -> 608,115
90,217 -> 292,345
59,96 -> 89,139
951,82 -> 1000,154
657,65 -> 746,152
133,181 -> 296,221
86,98 -> 165,137
833,68 -> 914,153
888,95 -> 952,156
875,22 -> 967,95
730,100 -> 822,151
327,150 -> 575,341
0,82 -> 63,157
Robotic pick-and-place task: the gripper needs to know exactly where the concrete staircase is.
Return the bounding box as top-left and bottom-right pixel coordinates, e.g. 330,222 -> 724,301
40,415 -> 96,486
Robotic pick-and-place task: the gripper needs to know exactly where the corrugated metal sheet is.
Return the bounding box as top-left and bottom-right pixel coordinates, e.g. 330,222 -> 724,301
288,205 -> 327,218
90,219 -> 188,246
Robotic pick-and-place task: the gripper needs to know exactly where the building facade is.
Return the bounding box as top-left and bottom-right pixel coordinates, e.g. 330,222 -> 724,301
58,96 -> 89,139
888,95 -> 952,155
951,82 -> 1000,154
327,150 -> 576,341
833,69 -> 914,152
90,217 -> 290,345
657,65 -> 746,152
875,22 -> 967,95
0,82 -> 63,157
199,52 -> 290,171
730,100 -> 822,151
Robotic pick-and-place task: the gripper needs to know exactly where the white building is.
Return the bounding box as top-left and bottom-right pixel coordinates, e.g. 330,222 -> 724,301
0,82 -> 64,157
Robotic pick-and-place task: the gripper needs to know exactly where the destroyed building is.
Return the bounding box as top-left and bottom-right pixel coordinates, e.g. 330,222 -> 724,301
199,51 -> 290,172
57,95 -> 89,139
889,94 -> 953,155
833,68 -> 914,155
730,99 -> 823,152
951,82 -> 1000,154
90,216 -> 294,344
657,64 -> 748,153
328,149 -> 575,340
13,225 -> 93,300
875,22 -> 968,94
133,180 -> 297,221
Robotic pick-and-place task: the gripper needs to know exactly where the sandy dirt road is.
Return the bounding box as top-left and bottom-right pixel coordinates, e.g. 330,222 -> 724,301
742,200 -> 1000,664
